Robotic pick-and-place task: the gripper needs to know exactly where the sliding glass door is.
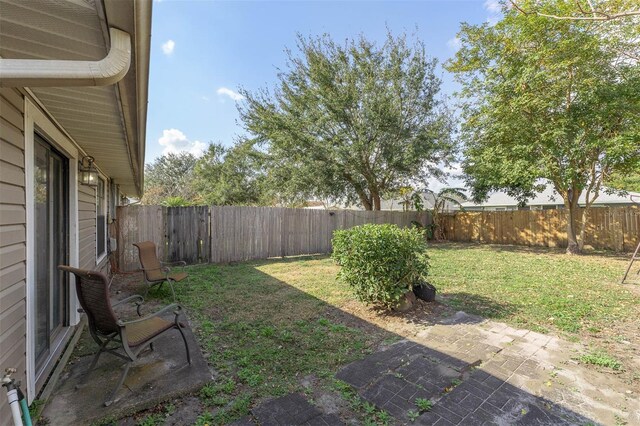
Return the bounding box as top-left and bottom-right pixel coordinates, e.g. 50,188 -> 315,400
33,134 -> 69,372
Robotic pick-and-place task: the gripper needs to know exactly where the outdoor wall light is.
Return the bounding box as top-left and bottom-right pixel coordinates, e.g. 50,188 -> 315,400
79,155 -> 99,186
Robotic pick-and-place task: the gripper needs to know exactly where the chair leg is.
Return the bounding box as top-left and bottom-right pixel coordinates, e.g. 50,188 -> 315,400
167,279 -> 177,302
75,349 -> 103,389
176,325 -> 191,365
104,361 -> 132,407
144,282 -> 162,298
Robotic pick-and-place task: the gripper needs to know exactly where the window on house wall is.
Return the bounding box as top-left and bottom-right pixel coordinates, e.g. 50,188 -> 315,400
97,177 -> 106,259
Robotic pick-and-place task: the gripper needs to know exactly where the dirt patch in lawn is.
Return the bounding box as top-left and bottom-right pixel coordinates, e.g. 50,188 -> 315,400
337,298 -> 454,339
578,318 -> 640,389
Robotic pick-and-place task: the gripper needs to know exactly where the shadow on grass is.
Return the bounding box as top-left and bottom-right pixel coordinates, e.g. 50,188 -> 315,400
83,256 -> 608,426
437,292 -> 518,322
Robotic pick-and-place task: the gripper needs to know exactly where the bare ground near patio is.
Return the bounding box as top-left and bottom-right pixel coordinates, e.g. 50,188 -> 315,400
61,242 -> 640,425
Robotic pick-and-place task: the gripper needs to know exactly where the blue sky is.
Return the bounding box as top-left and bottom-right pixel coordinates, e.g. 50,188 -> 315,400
146,0 -> 499,165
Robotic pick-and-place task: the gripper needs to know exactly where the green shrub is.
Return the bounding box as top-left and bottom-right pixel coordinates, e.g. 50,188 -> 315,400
332,224 -> 429,309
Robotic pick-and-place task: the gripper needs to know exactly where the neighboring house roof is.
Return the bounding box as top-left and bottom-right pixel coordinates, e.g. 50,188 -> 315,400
0,0 -> 151,196
304,200 -> 326,209
320,191 -> 460,211
459,183 -> 640,209
380,192 -> 462,212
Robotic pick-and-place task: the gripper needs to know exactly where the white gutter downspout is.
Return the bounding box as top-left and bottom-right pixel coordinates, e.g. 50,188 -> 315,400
0,28 -> 131,87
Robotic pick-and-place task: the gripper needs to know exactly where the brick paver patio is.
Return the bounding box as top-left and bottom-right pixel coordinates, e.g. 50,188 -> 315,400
245,311 -> 638,425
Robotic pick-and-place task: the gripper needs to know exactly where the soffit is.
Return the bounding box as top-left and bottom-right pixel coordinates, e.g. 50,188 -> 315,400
0,0 -> 142,195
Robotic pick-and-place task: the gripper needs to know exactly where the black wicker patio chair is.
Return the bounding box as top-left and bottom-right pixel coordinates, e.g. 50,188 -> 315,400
58,265 -> 191,406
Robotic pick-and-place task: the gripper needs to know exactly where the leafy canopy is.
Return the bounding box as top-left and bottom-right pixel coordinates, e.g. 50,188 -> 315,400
446,1 -> 640,205
446,1 -> 640,252
193,140 -> 270,206
143,152 -> 198,205
606,169 -> 640,193
509,0 -> 640,22
239,31 -> 454,210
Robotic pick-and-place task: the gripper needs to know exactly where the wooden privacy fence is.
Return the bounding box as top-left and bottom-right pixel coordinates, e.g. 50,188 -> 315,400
116,206 -> 210,271
439,206 -> 640,252
115,205 -> 431,270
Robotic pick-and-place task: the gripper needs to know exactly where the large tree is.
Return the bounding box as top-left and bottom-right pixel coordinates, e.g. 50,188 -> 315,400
239,32 -> 454,210
142,152 -> 199,205
446,1 -> 640,254
193,140 -> 270,206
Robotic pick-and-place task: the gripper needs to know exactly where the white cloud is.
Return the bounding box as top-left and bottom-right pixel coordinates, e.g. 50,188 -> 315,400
201,95 -> 210,102
483,0 -> 503,26
484,0 -> 501,13
487,15 -> 502,26
447,37 -> 462,52
161,39 -> 175,55
216,87 -> 244,101
158,128 -> 206,156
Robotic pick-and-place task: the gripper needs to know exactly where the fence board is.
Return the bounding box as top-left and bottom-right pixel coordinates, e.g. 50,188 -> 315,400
440,206 -> 639,252
117,205 -> 639,270
206,207 -> 431,264
165,206 -> 210,265
116,205 -> 165,272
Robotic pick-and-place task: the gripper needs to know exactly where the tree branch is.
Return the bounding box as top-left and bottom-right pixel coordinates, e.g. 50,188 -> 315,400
536,10 -> 640,21
509,0 -> 640,21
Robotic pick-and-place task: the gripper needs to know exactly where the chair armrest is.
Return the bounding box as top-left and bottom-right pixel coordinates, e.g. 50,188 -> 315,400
118,303 -> 183,326
112,295 -> 144,307
161,260 -> 187,268
113,295 -> 145,317
140,266 -> 169,273
140,266 -> 171,282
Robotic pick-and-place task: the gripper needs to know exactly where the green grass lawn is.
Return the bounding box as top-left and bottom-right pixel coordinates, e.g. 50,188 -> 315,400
167,257 -> 389,425
150,242 -> 638,424
427,243 -> 639,334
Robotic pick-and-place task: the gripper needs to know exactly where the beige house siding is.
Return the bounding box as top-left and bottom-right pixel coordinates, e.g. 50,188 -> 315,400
0,89 -> 112,424
78,180 -> 110,273
78,184 -> 97,270
0,88 -> 27,425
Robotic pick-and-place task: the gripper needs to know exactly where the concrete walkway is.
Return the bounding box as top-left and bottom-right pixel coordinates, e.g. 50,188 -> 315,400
41,312 -> 212,425
246,312 -> 637,425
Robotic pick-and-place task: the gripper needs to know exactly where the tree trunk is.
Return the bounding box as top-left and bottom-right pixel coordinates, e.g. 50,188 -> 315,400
578,207 -> 590,251
356,189 -> 373,210
372,192 -> 381,210
565,197 -> 581,255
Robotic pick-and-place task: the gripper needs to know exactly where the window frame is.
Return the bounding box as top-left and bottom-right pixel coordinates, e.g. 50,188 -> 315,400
25,97 -> 81,402
96,176 -> 108,263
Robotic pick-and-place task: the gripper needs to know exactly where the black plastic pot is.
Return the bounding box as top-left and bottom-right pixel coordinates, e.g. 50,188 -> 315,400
413,281 -> 437,302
